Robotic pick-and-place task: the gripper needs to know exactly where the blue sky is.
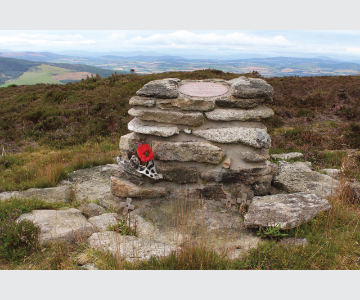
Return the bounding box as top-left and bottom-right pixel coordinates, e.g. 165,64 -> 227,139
1,30 -> 360,60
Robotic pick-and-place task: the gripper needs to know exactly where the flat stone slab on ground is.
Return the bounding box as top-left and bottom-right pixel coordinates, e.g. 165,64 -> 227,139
271,152 -> 304,160
17,208 -> 96,244
193,127 -> 271,149
280,238 -> 308,247
131,200 -> 261,258
273,161 -> 340,197
78,202 -> 106,218
88,231 -> 178,262
0,164 -> 119,203
128,118 -> 180,137
88,213 -> 118,231
244,192 -> 332,229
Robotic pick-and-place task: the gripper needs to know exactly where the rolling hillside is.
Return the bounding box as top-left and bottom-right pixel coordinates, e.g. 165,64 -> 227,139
0,56 -> 124,87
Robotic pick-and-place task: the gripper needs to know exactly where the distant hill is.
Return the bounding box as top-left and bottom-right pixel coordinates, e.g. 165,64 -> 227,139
0,56 -> 124,87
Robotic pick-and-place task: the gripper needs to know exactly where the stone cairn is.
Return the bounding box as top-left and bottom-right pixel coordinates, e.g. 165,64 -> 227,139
110,77 -> 276,212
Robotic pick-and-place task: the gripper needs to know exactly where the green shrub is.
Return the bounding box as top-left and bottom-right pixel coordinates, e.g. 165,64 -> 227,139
107,220 -> 137,236
0,210 -> 39,261
345,122 -> 360,148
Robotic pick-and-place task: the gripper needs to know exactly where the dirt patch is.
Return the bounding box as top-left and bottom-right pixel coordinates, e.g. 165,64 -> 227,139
52,72 -> 95,81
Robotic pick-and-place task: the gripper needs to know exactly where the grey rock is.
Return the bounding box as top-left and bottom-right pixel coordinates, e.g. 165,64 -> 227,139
128,118 -> 180,137
82,263 -> 99,270
205,105 -> 274,122
88,213 -> 118,231
244,193 -> 332,229
280,238 -> 308,247
321,169 -> 340,180
271,152 -> 304,160
215,97 -> 271,109
230,77 -> 274,99
251,181 -> 272,196
17,208 -> 96,244
157,98 -> 215,111
273,161 -> 340,197
128,107 -> 204,126
119,132 -> 146,151
0,186 -> 70,203
88,231 -> 177,262
78,202 -> 106,218
152,140 -> 225,164
156,165 -> 198,183
132,200 -> 261,257
240,152 -> 267,162
201,165 -> 274,185
222,157 -> 231,169
136,78 -> 180,99
129,96 -> 156,107
111,176 -> 168,198
193,127 -> 271,149
0,164 -> 119,203
111,164 -> 144,185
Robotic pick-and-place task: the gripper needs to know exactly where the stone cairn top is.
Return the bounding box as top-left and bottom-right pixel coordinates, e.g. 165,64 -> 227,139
111,76 -> 276,213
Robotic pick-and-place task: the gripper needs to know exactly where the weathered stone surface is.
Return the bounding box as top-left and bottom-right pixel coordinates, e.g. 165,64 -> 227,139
78,202 -> 105,218
281,238 -> 308,247
0,164 -> 118,203
156,165 -> 198,183
251,181 -> 272,196
179,82 -> 229,97
129,96 -> 156,107
111,176 -> 168,198
17,208 -> 96,244
321,169 -> 340,180
136,78 -> 180,99
193,127 -> 271,149
0,186 -> 70,203
272,161 -> 340,197
88,231 -> 177,262
222,157 -> 231,169
128,118 -> 179,137
119,132 -> 146,151
205,105 -> 274,122
88,213 -> 118,231
230,77 -> 274,99
152,140 -> 225,164
128,107 -> 204,126
132,200 -> 261,258
271,152 -> 304,160
157,98 -> 215,111
240,152 -> 267,162
215,97 -> 271,109
244,193 -> 332,229
111,164 -> 144,185
201,165 -> 274,185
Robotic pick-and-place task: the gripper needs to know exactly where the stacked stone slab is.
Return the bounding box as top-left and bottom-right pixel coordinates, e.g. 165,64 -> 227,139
111,77 -> 276,207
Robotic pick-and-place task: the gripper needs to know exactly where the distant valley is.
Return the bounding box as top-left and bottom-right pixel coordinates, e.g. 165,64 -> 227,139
1,51 -> 360,87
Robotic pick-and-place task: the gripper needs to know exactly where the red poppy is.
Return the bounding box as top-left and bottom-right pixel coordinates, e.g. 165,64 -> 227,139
137,144 -> 154,163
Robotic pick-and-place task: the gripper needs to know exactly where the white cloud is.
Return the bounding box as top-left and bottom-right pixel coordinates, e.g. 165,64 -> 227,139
128,31 -> 292,48
0,33 -> 96,47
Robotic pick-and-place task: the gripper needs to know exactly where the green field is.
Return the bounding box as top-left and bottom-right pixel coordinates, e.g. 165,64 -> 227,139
0,65 -> 72,87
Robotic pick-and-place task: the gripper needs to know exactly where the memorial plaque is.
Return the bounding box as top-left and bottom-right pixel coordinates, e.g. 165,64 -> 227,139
178,82 -> 229,98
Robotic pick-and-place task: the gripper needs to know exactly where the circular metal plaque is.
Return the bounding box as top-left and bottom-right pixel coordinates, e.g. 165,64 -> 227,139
178,82 -> 229,98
